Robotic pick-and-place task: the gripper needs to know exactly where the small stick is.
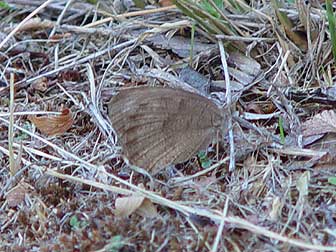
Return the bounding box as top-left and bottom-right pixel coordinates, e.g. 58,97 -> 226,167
211,197 -> 230,252
8,73 -> 15,176
169,157 -> 229,185
218,40 -> 235,172
0,0 -> 54,49
84,6 -> 176,28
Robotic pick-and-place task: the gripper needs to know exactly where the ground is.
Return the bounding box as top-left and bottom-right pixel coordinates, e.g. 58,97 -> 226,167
0,0 -> 336,251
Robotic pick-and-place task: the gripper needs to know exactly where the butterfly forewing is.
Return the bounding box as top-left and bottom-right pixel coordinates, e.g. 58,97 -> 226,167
108,86 -> 224,171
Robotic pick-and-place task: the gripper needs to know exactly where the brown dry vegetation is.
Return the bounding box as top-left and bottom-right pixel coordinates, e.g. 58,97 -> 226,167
0,0 -> 336,251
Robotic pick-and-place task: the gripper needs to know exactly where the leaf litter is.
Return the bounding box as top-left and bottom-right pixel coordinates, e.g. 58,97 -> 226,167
28,108 -> 74,136
0,0 -> 336,251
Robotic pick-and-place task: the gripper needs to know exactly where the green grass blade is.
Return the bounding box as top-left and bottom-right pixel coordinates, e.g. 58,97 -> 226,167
278,116 -> 285,145
326,0 -> 336,63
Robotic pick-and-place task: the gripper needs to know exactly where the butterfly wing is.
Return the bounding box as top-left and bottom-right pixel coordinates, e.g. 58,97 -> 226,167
108,86 -> 224,171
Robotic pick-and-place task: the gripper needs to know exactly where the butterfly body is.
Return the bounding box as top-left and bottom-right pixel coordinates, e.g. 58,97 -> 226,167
108,86 -> 224,172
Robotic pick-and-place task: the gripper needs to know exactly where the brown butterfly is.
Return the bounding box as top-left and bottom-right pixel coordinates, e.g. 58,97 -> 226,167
108,86 -> 225,172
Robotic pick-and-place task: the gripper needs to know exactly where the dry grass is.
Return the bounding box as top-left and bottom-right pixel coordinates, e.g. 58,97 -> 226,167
0,0 -> 336,251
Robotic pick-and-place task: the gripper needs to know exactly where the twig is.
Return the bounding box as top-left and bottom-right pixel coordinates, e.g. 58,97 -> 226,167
49,0 -> 74,69
84,6 -> 177,28
0,39 -> 137,96
211,197 -> 229,252
8,73 -> 15,176
215,34 -> 275,42
49,0 -> 74,37
169,157 -> 229,185
218,40 -> 235,171
0,0 -> 54,49
267,50 -> 291,96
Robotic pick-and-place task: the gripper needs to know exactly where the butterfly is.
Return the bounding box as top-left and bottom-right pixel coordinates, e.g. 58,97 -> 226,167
108,86 -> 225,172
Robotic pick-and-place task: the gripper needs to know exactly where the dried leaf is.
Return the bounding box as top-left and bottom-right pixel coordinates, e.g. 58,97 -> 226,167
245,103 -> 264,114
115,194 -> 157,218
269,196 -> 282,221
296,171 -> 310,197
13,142 -> 23,175
147,34 -> 217,58
17,17 -> 53,32
159,0 -> 174,6
6,182 -> 29,207
95,165 -> 108,184
179,66 -> 209,94
296,0 -> 318,41
302,110 -> 336,137
229,68 -> 254,86
228,52 -> 261,77
135,198 -> 158,218
48,33 -> 72,42
59,70 -> 81,82
271,0 -> 308,51
115,195 -> 144,217
28,109 -> 73,136
31,77 -> 48,92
